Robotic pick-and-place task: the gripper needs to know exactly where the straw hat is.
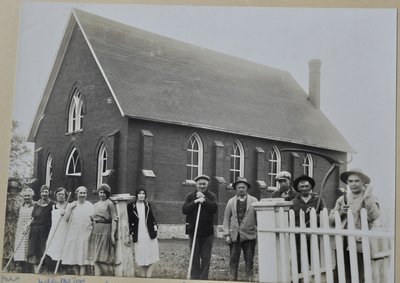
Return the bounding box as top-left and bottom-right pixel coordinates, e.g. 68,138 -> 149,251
340,169 -> 371,184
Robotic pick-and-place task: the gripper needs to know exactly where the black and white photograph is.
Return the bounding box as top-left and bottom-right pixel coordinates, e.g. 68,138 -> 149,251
0,2 -> 396,283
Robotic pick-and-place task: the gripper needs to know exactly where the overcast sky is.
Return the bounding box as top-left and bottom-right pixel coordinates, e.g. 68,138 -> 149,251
13,3 -> 396,224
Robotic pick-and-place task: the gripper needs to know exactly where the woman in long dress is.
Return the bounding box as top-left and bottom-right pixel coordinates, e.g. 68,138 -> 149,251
43,187 -> 69,273
61,186 -> 94,276
127,189 -> 159,278
13,188 -> 35,272
27,185 -> 54,273
88,184 -> 118,276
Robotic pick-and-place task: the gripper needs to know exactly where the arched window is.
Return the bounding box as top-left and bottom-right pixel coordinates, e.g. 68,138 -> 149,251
303,153 -> 314,177
268,146 -> 281,188
230,140 -> 244,184
97,143 -> 110,187
68,88 -> 83,133
66,147 -> 81,176
186,133 -> 203,181
45,154 -> 53,188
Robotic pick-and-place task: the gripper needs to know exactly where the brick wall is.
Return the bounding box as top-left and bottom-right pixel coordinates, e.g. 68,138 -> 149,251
33,24 -> 127,201
127,119 -> 347,224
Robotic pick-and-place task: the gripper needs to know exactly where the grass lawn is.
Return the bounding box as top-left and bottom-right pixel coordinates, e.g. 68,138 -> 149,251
3,238 -> 259,281
150,238 -> 259,281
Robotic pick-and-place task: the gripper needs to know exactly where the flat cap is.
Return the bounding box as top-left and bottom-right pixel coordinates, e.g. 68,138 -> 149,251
275,171 -> 291,180
194,175 -> 210,182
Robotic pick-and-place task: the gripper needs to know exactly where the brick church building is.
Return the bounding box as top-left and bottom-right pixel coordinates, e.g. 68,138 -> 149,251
28,9 -> 353,229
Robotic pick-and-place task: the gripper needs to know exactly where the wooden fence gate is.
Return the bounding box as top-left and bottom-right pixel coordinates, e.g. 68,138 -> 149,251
253,199 -> 394,283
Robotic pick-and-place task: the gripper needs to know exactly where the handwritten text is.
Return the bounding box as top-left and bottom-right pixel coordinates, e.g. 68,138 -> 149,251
1,275 -> 20,283
37,277 -> 85,283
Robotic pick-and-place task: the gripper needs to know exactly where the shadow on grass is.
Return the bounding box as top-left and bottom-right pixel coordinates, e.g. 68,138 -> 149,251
151,238 -> 259,281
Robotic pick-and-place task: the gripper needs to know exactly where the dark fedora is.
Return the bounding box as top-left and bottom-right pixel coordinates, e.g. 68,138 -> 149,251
232,177 -> 251,189
340,169 -> 371,184
194,175 -> 210,182
293,175 -> 316,191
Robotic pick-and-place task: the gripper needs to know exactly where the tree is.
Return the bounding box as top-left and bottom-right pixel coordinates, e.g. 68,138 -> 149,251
8,120 -> 33,188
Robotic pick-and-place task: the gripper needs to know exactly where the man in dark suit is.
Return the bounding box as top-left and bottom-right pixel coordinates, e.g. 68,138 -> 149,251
182,175 -> 217,280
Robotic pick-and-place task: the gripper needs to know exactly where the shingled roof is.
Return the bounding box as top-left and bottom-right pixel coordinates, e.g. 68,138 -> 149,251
28,9 -> 354,153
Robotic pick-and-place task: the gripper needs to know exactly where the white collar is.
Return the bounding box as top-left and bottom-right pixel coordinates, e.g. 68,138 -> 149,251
301,195 -> 312,203
237,194 -> 247,201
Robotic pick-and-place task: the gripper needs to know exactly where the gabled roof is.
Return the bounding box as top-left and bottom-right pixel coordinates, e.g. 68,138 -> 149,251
28,9 -> 354,153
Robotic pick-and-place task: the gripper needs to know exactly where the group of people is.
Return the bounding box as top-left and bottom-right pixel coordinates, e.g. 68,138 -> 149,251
11,184 -> 159,277
183,169 -> 379,282
273,169 -> 379,282
9,167 -> 379,282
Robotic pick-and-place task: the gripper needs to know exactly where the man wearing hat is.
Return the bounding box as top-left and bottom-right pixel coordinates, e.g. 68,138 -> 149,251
271,171 -> 298,201
223,177 -> 258,281
182,175 -> 217,280
291,175 -> 325,272
291,175 -> 326,226
329,169 -> 379,282
329,169 -> 379,229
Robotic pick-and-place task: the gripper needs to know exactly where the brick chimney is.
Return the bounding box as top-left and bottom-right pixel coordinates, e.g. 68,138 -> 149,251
308,59 -> 321,109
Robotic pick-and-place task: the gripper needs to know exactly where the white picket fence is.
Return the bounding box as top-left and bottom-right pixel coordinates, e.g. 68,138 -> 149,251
256,206 -> 394,283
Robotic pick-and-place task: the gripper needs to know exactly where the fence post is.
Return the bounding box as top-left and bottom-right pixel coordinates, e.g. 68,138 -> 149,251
253,198 -> 292,283
110,193 -> 135,277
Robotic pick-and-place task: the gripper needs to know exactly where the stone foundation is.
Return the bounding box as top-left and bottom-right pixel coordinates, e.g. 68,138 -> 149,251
157,224 -> 187,239
157,224 -> 225,239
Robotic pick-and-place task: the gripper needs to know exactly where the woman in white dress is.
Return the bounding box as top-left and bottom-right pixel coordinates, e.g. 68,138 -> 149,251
127,189 -> 159,278
61,186 -> 94,275
13,188 -> 35,272
43,187 -> 69,273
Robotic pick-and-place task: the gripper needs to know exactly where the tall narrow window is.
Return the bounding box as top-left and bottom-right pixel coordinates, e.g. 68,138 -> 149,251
303,153 -> 314,177
45,154 -> 53,188
97,143 -> 110,187
268,146 -> 281,188
66,147 -> 81,176
186,133 -> 203,181
68,88 -> 83,133
230,140 -> 244,184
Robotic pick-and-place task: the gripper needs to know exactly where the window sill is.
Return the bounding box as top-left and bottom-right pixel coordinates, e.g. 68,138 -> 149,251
266,187 -> 278,192
65,129 -> 83,136
66,174 -> 82,177
142,169 -> 156,178
103,169 -> 115,177
256,180 -> 267,189
182,180 -> 196,187
226,184 -> 235,190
